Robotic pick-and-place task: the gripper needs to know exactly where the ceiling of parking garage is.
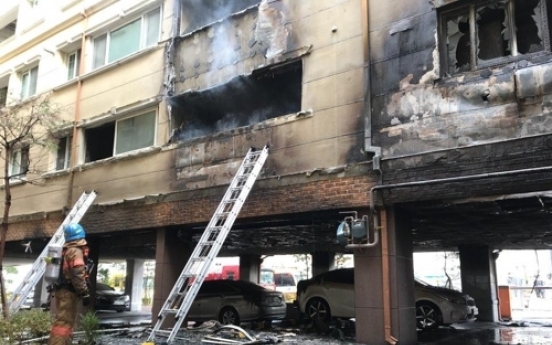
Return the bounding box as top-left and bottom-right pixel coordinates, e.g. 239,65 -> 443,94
5,193 -> 552,261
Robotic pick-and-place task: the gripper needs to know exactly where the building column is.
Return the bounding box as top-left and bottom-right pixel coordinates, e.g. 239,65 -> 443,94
152,228 -> 192,325
239,254 -> 261,283
311,251 -> 336,277
354,207 -> 417,345
459,245 -> 499,322
125,259 -> 145,312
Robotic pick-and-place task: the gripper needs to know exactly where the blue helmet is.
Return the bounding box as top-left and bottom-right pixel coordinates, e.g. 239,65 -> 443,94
64,223 -> 86,242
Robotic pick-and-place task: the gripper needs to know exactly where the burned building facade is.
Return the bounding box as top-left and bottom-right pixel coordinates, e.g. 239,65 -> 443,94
4,0 -> 552,343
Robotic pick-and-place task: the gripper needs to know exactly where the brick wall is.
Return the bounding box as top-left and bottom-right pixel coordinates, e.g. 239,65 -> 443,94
6,173 -> 376,241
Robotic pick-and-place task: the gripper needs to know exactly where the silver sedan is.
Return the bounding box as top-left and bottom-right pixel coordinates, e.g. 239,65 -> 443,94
188,280 -> 287,325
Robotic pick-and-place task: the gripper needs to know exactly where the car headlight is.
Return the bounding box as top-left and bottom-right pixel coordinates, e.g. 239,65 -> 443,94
439,295 -> 466,305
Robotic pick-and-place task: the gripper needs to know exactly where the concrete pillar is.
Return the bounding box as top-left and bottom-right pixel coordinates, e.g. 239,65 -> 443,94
311,251 -> 336,277
239,254 -> 261,283
354,207 -> 417,345
459,245 -> 499,322
125,259 -> 145,312
152,228 -> 192,325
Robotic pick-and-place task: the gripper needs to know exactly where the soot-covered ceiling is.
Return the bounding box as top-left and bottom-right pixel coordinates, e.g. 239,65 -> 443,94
6,195 -> 552,261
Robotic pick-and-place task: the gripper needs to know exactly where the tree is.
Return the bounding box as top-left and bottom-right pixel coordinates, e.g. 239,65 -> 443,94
0,94 -> 64,318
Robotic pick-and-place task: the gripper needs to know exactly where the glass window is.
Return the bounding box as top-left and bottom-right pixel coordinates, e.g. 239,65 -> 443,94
93,8 -> 161,69
145,8 -> 161,47
55,136 -> 72,170
93,34 -> 107,69
109,19 -> 141,63
20,66 -> 38,99
9,148 -> 29,178
115,111 -> 156,155
67,50 -> 81,80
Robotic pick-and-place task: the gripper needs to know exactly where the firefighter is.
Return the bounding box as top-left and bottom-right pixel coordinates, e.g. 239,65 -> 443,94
48,223 -> 91,345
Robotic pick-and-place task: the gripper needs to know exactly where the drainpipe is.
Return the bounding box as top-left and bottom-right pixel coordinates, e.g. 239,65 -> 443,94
360,1 -> 394,344
67,11 -> 88,207
361,0 -> 381,176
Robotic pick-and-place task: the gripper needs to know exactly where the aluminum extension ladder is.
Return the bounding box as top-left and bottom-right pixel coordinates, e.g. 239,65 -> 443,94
148,146 -> 269,343
7,190 -> 97,315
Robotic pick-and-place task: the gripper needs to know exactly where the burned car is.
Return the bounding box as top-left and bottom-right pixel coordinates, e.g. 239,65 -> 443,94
296,268 -> 478,330
187,280 -> 286,325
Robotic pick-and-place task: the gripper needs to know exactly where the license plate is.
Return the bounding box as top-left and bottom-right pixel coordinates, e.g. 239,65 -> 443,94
113,300 -> 124,305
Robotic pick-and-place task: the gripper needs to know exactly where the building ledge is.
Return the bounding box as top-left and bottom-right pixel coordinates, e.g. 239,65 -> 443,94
76,146 -> 162,171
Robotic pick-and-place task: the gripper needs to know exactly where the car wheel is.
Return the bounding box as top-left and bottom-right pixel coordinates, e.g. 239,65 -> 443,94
306,298 -> 331,322
416,302 -> 441,330
219,307 -> 240,325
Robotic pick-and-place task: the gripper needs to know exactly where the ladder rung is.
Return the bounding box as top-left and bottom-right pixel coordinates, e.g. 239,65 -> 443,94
148,146 -> 268,344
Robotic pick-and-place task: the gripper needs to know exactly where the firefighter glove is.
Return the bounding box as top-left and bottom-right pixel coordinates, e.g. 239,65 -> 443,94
82,294 -> 91,306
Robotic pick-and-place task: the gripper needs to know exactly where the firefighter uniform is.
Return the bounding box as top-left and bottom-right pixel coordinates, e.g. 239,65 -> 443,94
48,225 -> 91,345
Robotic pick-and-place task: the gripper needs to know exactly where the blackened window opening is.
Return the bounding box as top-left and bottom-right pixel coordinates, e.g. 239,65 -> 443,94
181,0 -> 261,34
169,61 -> 303,142
477,5 -> 509,60
443,0 -> 548,74
85,123 -> 114,162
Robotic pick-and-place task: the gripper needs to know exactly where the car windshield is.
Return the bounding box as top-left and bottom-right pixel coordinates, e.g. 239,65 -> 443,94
414,278 -> 431,286
260,270 -> 274,285
97,283 -> 115,291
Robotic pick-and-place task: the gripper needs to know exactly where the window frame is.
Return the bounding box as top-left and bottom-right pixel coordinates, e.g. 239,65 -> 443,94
439,0 -> 552,75
20,66 -> 38,99
92,7 -> 161,70
113,110 -> 157,156
55,136 -> 72,171
66,49 -> 81,81
9,147 -> 29,180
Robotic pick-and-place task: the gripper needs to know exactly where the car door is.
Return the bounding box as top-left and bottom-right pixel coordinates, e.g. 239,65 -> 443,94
199,281 -> 244,321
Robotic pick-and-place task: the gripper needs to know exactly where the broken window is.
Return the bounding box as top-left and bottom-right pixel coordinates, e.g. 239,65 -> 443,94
169,60 -> 302,142
180,0 -> 261,34
85,123 -> 114,163
84,111 -> 157,163
55,136 -> 72,171
442,0 -> 550,75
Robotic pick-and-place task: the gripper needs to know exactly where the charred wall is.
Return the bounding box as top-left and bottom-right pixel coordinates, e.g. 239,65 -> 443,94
180,0 -> 262,34
370,0 -> 552,178
169,0 -> 370,191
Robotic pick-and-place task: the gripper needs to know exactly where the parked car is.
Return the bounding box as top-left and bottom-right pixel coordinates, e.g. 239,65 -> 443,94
296,268 -> 478,330
187,280 -> 287,325
274,271 -> 299,304
95,282 -> 130,312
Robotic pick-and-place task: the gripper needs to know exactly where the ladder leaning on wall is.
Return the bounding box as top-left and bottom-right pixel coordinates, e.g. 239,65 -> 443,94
147,145 -> 269,344
7,190 -> 97,316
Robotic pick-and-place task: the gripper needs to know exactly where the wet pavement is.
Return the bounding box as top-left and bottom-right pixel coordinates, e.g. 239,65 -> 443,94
95,306 -> 552,345
418,321 -> 552,345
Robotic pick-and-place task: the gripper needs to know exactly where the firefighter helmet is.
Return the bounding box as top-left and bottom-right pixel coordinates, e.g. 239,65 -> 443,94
64,223 -> 86,242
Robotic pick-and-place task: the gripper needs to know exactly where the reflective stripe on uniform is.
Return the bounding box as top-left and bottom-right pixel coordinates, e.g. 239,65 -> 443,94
51,325 -> 73,337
